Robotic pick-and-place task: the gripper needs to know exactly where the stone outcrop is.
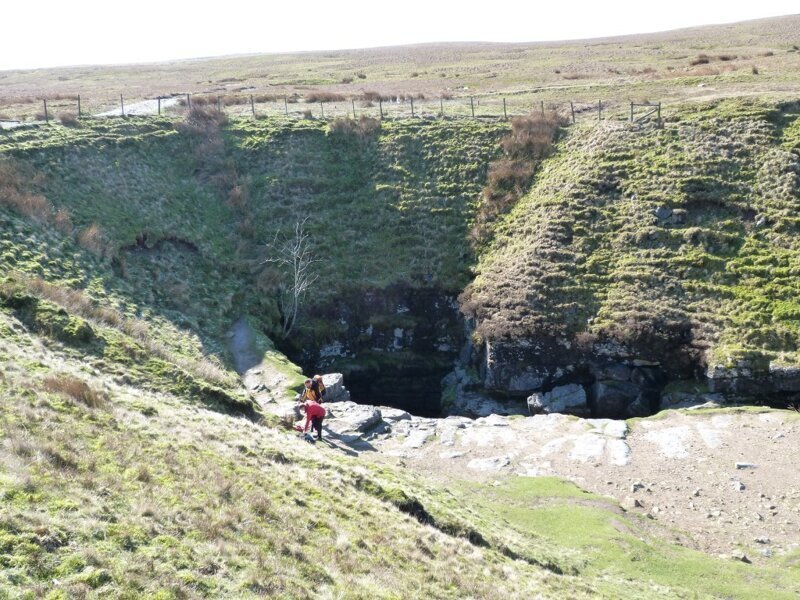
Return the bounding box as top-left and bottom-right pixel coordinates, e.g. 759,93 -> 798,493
527,384 -> 589,417
321,373 -> 350,402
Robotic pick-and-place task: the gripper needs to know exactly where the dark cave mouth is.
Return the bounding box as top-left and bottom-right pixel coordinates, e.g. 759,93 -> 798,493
300,352 -> 453,419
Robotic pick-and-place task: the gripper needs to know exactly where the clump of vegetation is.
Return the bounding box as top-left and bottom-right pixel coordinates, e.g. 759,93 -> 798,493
305,91 -> 346,103
471,112 -> 565,246
42,374 -> 107,408
58,112 -> 79,127
327,115 -> 381,140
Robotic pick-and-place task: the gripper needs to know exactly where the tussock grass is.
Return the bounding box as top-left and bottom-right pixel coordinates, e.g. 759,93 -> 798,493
471,112 -> 565,246
42,374 -> 107,408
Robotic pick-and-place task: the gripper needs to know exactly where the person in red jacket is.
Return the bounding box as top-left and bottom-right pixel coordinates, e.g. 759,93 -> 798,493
301,398 -> 326,441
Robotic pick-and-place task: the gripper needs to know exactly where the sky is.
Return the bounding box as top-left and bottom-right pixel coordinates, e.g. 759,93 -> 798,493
0,1 -> 798,71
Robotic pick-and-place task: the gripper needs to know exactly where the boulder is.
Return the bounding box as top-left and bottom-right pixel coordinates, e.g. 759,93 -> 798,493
448,391 -> 527,418
592,380 -> 640,419
654,206 -> 673,220
321,373 -> 350,402
624,394 -> 652,418
768,363 -> 800,392
527,384 -> 589,417
326,401 -> 382,433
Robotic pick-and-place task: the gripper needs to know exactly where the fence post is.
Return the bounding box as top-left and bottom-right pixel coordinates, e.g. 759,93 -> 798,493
379,98 -> 383,119
540,100 -> 545,116
120,95 -> 125,117
250,95 -> 255,118
410,97 -> 415,118
598,100 -> 602,121
630,103 -> 634,123
470,96 -> 475,118
658,102 -> 662,126
503,98 -> 507,120
284,96 -> 289,116
320,102 -> 324,118
77,95 -> 81,118
570,101 -> 575,124
157,97 -> 161,116
440,96 -> 444,118
352,99 -> 356,118
43,99 -> 49,123
217,96 -> 221,113
186,93 -> 191,109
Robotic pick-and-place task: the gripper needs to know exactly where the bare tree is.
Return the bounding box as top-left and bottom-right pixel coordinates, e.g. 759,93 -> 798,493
261,218 -> 320,339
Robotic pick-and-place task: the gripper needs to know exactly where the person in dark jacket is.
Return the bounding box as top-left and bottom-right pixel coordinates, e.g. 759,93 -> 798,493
313,374 -> 326,401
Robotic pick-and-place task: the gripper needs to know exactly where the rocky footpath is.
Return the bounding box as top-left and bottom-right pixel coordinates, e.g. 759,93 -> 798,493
302,393 -> 800,565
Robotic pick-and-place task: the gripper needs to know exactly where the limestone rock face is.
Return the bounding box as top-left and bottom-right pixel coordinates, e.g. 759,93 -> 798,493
527,384 -> 589,417
325,401 -> 382,433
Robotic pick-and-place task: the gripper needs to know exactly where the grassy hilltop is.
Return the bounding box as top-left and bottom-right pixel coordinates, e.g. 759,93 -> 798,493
1,14 -> 800,120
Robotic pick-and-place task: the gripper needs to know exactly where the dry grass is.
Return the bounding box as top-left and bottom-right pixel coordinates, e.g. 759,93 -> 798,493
18,274 -> 235,388
305,91 -> 346,103
327,115 -> 381,140
471,112 -> 565,246
0,158 -> 78,234
42,374 -> 107,408
76,223 -> 107,255
58,112 -> 79,127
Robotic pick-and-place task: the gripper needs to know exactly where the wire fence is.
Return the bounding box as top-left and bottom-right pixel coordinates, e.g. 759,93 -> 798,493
0,91 -> 663,129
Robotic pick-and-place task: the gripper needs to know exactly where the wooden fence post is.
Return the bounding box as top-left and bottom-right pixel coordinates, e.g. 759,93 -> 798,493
503,98 -> 507,120
250,95 -> 256,118
598,100 -> 602,121
540,100 -> 545,116
410,97 -> 415,118
570,101 -> 575,124
352,99 -> 356,118
440,96 -> 444,118
658,102 -> 662,126
630,103 -> 634,123
43,99 -> 49,123
77,95 -> 81,118
186,93 -> 191,109
379,98 -> 383,119
157,97 -> 161,116
320,102 -> 324,118
285,96 -> 289,116
120,95 -> 125,117
470,96 -> 475,118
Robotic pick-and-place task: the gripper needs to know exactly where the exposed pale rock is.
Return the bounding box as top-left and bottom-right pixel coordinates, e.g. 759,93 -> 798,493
527,384 -> 589,417
467,455 -> 511,472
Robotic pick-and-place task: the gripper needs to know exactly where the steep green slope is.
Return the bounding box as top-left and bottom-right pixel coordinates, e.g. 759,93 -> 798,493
464,99 -> 800,379
1,115 -> 504,346
2,312 -> 798,598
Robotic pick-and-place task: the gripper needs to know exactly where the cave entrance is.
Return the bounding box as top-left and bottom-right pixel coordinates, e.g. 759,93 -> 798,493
305,353 -> 452,418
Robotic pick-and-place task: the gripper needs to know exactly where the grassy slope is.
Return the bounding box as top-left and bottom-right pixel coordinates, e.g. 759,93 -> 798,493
1,116 -> 504,351
466,98 -> 800,371
2,312 -> 798,598
226,117 -> 504,294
